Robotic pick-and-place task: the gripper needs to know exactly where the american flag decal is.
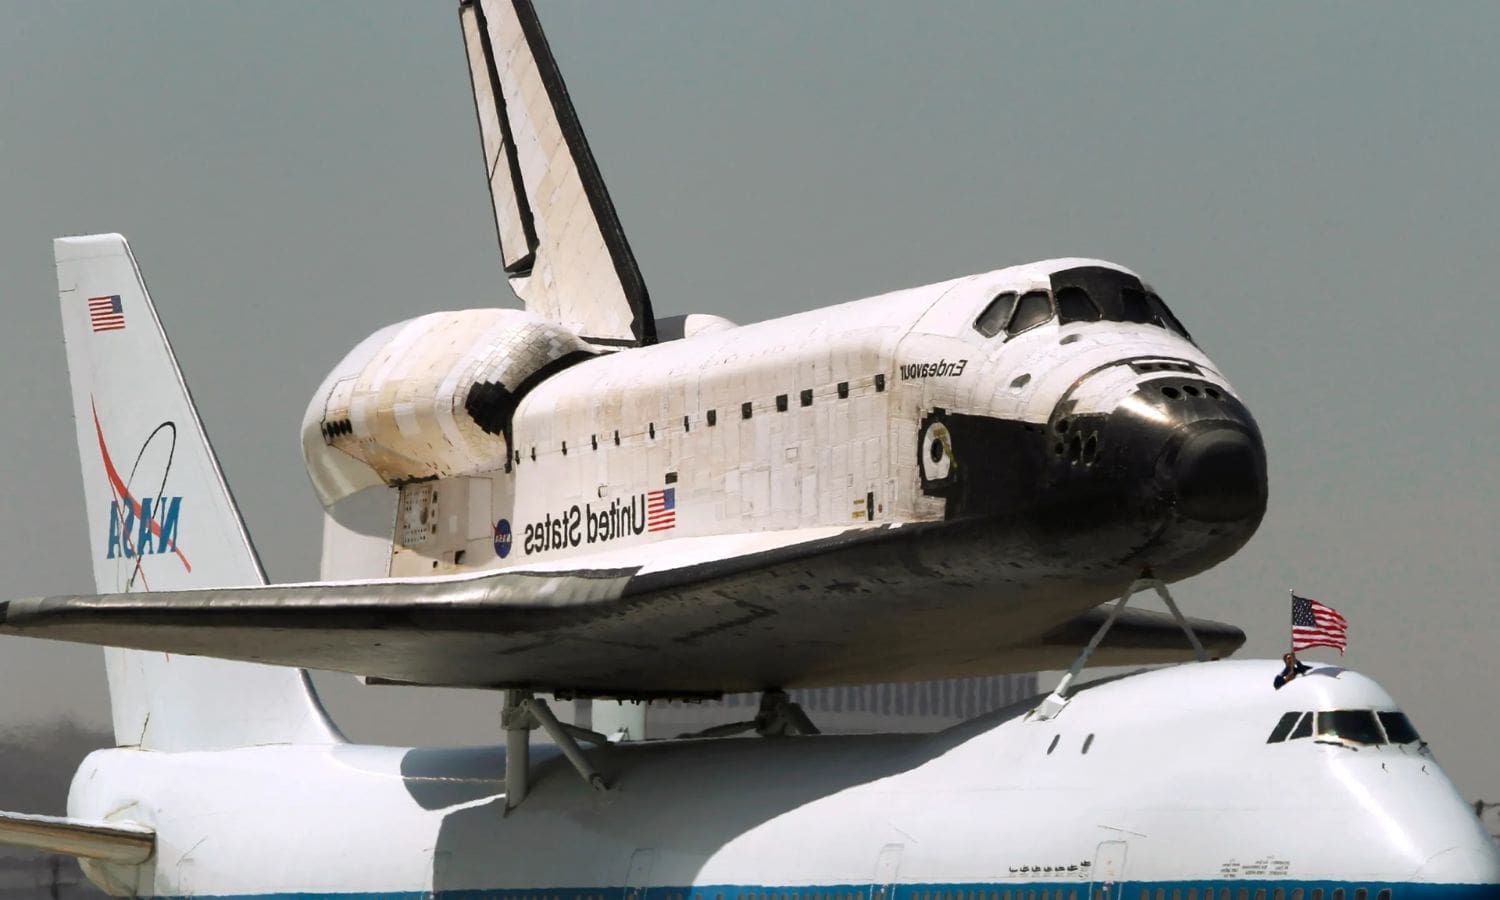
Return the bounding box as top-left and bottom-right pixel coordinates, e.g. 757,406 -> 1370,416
647,487 -> 676,532
1291,594 -> 1348,654
88,295 -> 126,332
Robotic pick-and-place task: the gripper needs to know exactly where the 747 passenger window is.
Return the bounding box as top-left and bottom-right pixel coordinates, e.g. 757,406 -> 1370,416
974,292 -> 1017,337
1007,290 -> 1054,336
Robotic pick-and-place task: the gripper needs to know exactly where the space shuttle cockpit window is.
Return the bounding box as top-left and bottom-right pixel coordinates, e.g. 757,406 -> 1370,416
1006,290 -> 1054,336
1316,710 -> 1385,745
1056,286 -> 1102,324
974,292 -> 1017,337
1146,292 -> 1193,340
1119,287 -> 1156,324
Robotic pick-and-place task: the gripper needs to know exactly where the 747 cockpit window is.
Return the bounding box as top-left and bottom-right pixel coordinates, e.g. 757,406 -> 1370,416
1266,712 -> 1301,743
1267,712 -> 1312,742
1317,710 -> 1385,744
1268,710 -> 1421,745
1377,711 -> 1421,744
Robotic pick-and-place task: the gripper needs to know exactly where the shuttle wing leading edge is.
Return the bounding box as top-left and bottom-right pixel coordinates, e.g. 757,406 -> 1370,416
460,0 -> 655,346
1,525 -> 1244,698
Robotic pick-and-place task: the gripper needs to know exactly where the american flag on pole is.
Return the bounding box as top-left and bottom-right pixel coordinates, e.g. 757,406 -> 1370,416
646,487 -> 676,533
1291,594 -> 1348,654
88,295 -> 126,332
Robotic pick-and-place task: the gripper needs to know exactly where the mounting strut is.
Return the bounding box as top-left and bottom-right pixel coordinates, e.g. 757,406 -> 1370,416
673,689 -> 821,740
502,690 -> 533,808
1150,579 -> 1208,662
753,689 -> 821,737
503,690 -> 611,810
1033,574 -> 1208,721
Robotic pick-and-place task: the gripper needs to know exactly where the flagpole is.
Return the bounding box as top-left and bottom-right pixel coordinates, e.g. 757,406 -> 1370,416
1287,588 -> 1295,655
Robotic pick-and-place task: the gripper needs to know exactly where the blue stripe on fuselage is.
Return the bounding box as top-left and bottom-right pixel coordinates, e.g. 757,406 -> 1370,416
146,877 -> 1500,900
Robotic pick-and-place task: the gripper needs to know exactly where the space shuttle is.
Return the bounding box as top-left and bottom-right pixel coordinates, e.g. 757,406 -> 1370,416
0,0 -> 1266,702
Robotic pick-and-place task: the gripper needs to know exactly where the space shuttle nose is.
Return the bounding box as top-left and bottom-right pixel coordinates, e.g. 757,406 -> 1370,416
1045,373 -> 1269,576
1170,425 -> 1266,522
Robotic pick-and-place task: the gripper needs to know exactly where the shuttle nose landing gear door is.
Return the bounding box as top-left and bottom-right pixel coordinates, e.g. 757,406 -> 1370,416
1089,841 -> 1128,900
871,843 -> 904,900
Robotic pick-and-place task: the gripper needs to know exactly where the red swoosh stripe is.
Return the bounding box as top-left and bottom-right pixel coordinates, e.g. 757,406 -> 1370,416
91,398 -> 191,573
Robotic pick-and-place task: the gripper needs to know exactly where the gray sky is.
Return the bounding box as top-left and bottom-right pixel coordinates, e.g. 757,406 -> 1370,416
2,2 -> 1498,801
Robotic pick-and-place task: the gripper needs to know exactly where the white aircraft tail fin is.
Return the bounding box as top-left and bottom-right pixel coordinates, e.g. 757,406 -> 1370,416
55,233 -> 341,751
459,0 -> 655,346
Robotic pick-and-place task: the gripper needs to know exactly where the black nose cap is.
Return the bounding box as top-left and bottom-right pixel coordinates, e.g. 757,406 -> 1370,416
1172,427 -> 1267,523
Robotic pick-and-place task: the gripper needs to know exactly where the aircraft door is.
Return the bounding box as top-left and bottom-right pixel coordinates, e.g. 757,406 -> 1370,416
871,843 -> 904,900
1089,841 -> 1128,900
624,848 -> 656,900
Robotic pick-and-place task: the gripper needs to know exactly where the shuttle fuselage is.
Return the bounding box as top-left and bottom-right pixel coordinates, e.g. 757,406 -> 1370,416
307,258 -> 1267,596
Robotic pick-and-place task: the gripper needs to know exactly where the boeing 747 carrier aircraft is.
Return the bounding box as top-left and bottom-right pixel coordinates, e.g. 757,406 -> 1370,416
0,0 -> 1262,703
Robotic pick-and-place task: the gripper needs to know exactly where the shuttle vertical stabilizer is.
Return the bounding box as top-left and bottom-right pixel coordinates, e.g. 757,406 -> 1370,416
460,0 -> 655,345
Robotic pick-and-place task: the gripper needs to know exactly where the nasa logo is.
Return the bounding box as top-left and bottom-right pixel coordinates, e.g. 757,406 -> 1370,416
91,402 -> 192,574
493,518 -> 513,558
105,496 -> 183,560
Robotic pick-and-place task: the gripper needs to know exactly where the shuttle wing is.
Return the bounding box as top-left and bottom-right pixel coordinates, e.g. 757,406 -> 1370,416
0,811 -> 153,864
1,525 -> 1243,698
460,0 -> 654,346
